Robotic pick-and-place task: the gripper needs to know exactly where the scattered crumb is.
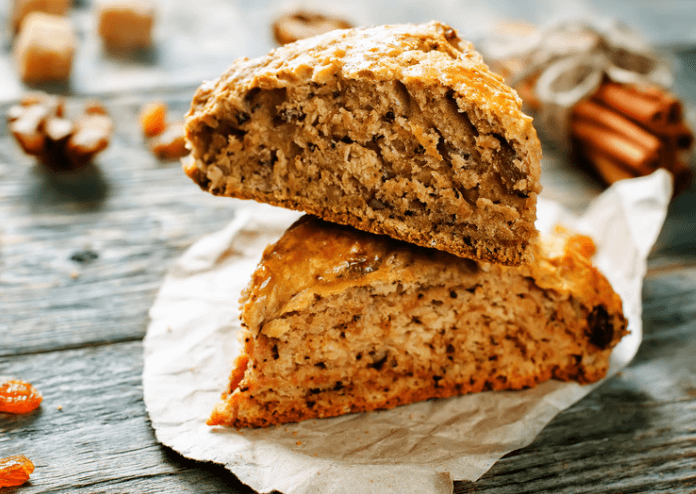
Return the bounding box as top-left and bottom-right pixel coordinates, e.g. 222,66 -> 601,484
295,441 -> 302,446
14,12 -> 75,83
150,123 -> 188,159
139,101 -> 190,160
69,270 -> 79,279
11,0 -> 71,34
56,405 -> 63,411
97,0 -> 155,51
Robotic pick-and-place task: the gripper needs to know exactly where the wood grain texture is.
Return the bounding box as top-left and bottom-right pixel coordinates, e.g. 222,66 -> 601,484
0,89 -> 243,356
0,341 -> 255,493
1,47 -> 695,492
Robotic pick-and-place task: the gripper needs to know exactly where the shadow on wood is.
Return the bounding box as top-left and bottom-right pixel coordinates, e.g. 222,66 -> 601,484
27,162 -> 109,208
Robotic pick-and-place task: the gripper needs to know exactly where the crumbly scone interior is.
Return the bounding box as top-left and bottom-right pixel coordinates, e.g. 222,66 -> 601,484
187,73 -> 538,264
212,265 -> 624,427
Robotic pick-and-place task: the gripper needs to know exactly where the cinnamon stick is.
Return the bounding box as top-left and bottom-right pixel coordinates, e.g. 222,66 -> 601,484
583,149 -> 638,185
571,118 -> 660,175
657,121 -> 694,149
573,99 -> 663,154
593,82 -> 681,129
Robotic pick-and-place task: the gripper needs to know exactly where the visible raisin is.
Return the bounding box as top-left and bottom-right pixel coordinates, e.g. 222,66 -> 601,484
0,455 -> 35,488
587,305 -> 614,349
449,290 -> 458,299
0,380 -> 42,414
305,400 -> 315,408
384,111 -> 395,122
271,345 -> 279,360
333,381 -> 344,391
368,354 -> 388,370
314,362 -> 326,369
139,101 -> 167,137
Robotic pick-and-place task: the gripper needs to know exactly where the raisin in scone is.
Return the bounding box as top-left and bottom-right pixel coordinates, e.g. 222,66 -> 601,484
184,21 -> 542,266
208,216 -> 628,428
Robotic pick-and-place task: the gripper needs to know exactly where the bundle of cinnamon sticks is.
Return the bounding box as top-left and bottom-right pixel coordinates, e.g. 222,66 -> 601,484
570,81 -> 694,194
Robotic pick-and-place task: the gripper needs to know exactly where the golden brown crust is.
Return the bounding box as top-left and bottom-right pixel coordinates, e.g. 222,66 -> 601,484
185,21 -> 542,265
208,217 -> 628,428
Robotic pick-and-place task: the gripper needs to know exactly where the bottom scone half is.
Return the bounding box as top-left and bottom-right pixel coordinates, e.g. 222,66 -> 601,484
208,215 -> 628,428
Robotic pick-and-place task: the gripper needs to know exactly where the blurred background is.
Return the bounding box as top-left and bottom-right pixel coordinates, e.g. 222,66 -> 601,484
1,0 -> 695,101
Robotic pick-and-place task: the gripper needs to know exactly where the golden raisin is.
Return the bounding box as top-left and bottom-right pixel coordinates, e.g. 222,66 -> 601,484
140,101 -> 167,137
0,455 -> 35,488
0,379 -> 43,414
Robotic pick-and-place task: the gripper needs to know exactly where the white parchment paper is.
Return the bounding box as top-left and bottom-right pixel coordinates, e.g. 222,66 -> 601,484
143,170 -> 672,494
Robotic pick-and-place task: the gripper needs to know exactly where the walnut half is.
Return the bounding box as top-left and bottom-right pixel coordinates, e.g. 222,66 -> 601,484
7,93 -> 113,171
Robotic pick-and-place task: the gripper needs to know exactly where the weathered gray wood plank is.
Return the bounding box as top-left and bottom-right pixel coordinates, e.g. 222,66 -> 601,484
0,90 -> 245,356
0,45 -> 695,494
0,265 -> 694,493
0,340 -> 255,493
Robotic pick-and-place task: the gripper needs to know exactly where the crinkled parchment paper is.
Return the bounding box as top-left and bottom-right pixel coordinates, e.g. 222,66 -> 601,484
143,170 -> 672,494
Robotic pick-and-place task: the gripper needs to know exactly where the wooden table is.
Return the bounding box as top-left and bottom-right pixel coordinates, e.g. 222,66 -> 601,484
1,39 -> 695,494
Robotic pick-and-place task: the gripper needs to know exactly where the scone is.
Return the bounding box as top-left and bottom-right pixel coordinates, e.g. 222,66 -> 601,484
184,21 -> 542,266
208,216 -> 628,428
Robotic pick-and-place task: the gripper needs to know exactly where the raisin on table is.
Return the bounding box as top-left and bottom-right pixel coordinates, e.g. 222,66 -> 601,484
0,379 -> 43,414
0,455 -> 35,488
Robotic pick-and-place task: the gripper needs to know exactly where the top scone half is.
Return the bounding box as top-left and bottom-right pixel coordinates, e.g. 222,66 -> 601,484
184,21 -> 542,265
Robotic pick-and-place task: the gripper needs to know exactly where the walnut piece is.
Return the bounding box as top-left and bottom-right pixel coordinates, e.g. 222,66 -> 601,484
7,93 -> 113,171
272,11 -> 351,45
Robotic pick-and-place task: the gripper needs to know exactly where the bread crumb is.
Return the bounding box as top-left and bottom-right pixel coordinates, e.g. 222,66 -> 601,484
14,12 -> 75,83
97,0 -> 155,51
11,0 -> 70,34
